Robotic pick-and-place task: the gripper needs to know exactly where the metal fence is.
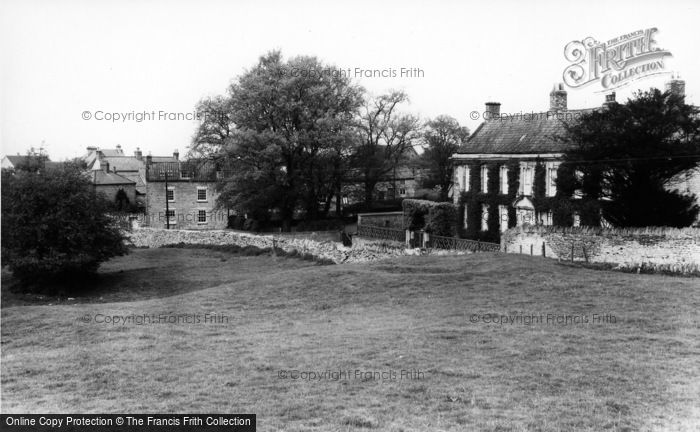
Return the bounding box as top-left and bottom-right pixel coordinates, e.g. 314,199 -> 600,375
428,234 -> 500,252
355,224 -> 501,253
356,225 -> 405,242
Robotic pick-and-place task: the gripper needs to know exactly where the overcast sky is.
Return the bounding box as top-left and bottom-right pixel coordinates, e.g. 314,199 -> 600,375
2,0 -> 698,161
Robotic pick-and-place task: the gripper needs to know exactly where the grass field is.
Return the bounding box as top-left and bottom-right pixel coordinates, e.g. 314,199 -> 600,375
2,248 -> 699,431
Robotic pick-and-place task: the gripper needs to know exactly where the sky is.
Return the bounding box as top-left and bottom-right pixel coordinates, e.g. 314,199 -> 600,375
1,0 -> 699,161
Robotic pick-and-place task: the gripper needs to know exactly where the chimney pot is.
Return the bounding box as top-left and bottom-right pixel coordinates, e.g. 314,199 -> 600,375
549,83 -> 567,112
134,147 -> 143,161
484,102 -> 501,120
173,149 -> 179,160
665,76 -> 686,98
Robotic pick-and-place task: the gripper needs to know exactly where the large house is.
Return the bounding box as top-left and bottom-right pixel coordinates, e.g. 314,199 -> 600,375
452,78 -> 698,241
144,159 -> 228,229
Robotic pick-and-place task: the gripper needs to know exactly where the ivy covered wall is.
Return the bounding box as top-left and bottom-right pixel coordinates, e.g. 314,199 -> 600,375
456,159 -> 600,242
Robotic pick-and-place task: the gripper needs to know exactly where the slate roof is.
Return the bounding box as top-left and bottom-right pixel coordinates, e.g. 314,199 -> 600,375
458,109 -> 594,154
101,156 -> 143,171
91,170 -> 136,186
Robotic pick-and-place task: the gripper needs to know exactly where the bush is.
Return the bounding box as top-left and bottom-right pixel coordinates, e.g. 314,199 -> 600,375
1,166 -> 128,291
425,203 -> 458,236
242,218 -> 260,232
403,199 -> 458,236
294,218 -> 344,231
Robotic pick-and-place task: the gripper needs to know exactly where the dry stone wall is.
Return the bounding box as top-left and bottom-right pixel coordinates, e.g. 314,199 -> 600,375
126,228 -> 428,264
501,226 -> 700,266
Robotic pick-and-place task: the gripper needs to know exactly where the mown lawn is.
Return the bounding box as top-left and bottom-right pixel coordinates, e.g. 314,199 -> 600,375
1,248 -> 699,431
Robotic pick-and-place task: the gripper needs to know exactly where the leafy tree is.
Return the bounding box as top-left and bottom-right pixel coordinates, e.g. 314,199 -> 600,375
560,89 -> 700,227
418,115 -> 469,201
190,95 -> 234,158
1,164 -> 128,291
353,91 -> 421,205
213,51 -> 363,230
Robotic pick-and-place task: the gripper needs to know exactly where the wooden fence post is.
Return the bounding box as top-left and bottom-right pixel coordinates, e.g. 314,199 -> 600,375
542,242 -> 546,257
571,242 -> 575,262
530,244 -> 533,256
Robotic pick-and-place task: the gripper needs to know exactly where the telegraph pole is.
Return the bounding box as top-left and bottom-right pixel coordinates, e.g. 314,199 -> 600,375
164,170 -> 170,229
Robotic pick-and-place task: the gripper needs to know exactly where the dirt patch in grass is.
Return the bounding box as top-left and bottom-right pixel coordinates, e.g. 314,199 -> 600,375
2,251 -> 699,431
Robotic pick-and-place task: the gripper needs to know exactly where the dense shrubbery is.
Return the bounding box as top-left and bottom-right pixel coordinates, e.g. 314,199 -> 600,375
425,203 -> 458,236
402,199 -> 457,236
1,166 -> 128,291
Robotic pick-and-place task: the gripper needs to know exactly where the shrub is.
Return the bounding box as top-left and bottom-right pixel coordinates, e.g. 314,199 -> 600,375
425,203 -> 458,236
1,166 -> 128,291
242,218 -> 260,232
402,199 -> 434,231
403,199 -> 458,236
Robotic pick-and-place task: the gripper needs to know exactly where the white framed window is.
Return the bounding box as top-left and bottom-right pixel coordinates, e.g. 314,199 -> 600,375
165,209 -> 176,225
499,165 -> 508,195
537,211 -> 553,226
166,187 -> 175,202
481,204 -> 489,231
463,166 -> 470,192
463,204 -> 468,228
499,205 -> 508,232
455,165 -> 470,192
573,170 -> 584,199
573,212 -> 581,227
545,162 -> 559,197
197,209 -> 208,224
520,163 -> 534,196
181,170 -> 191,180
481,165 -> 489,193
197,187 -> 207,202
399,188 -> 406,195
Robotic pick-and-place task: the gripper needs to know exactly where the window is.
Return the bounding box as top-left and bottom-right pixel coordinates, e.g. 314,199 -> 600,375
181,170 -> 191,180
573,170 -> 584,199
166,187 -> 175,202
481,165 -> 489,193
165,209 -> 176,225
499,165 -> 508,195
399,188 -> 406,195
197,187 -> 207,202
499,205 -> 508,232
197,210 -> 207,224
463,204 -> 468,228
455,165 -> 470,192
545,162 -> 558,197
481,204 -> 489,231
521,163 -> 534,196
537,211 -> 553,226
573,212 -> 581,227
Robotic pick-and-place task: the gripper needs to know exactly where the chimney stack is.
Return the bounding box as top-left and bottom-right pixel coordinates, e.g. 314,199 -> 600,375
146,154 -> 152,166
665,74 -> 686,98
86,146 -> 97,152
173,149 -> 179,160
103,161 -> 110,173
603,92 -> 616,108
550,83 -> 567,112
134,147 -> 143,161
484,102 -> 501,120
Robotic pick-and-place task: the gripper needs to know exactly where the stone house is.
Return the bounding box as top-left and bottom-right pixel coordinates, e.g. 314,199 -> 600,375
90,162 -> 137,209
452,78 -> 698,241
144,160 -> 228,229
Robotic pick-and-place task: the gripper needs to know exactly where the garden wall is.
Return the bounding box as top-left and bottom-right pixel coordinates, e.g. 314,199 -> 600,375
126,227 -> 421,264
501,226 -> 700,268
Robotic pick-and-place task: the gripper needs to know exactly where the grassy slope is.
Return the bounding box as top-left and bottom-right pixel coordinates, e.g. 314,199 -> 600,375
1,249 -> 699,431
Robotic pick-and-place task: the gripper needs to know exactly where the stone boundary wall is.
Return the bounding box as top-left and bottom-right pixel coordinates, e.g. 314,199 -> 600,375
501,226 -> 700,266
126,228 -> 424,264
357,212 -> 404,229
